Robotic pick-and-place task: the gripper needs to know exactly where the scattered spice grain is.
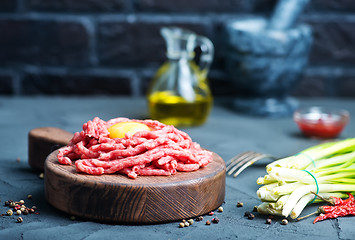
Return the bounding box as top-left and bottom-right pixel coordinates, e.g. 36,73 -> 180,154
237,201 -> 244,207
187,219 -> 194,225
195,216 -> 204,221
247,213 -> 255,220
206,220 -> 211,225
281,219 -> 288,225
266,218 -> 272,224
212,217 -> 219,224
179,222 -> 185,228
6,209 -> 13,216
17,217 -> 23,223
217,206 -> 223,212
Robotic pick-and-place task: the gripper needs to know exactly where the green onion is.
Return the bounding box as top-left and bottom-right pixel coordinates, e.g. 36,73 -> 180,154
256,138 -> 355,219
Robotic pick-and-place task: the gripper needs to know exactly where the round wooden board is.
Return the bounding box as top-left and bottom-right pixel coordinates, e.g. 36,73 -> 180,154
44,149 -> 226,224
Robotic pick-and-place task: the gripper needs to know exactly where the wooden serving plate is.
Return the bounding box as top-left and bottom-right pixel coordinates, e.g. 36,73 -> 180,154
44,149 -> 226,224
28,127 -> 74,171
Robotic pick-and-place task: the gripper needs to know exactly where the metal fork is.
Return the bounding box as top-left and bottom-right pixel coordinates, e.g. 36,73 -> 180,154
226,151 -> 276,177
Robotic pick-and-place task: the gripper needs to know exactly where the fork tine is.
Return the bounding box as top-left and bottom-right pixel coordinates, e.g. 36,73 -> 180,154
226,151 -> 276,177
227,152 -> 261,175
225,151 -> 254,171
232,154 -> 272,177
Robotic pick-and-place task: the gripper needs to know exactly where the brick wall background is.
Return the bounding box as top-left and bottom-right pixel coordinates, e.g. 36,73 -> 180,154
1,0 -> 355,98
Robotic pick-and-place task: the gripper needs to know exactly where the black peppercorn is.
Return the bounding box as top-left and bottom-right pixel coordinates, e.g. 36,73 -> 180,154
17,217 -> 23,223
247,213 -> 255,220
281,219 -> 288,225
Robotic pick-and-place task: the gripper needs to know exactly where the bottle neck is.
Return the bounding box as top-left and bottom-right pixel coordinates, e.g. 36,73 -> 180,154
166,50 -> 194,60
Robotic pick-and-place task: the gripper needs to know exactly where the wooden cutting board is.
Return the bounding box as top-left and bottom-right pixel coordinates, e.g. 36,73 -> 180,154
44,149 -> 226,224
28,127 -> 74,171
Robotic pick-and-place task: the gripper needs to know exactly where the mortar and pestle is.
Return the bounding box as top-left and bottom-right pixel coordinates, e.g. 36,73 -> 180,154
223,0 -> 312,117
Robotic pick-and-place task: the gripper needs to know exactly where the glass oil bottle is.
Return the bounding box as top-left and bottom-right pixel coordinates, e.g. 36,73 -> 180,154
147,27 -> 214,127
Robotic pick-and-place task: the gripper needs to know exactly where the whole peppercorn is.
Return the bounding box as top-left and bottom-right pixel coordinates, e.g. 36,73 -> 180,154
244,211 -> 251,217
217,206 -> 224,212
266,218 -> 272,224
7,209 -> 13,216
187,219 -> 194,225
32,206 -> 37,210
237,201 -> 244,207
247,213 -> 255,220
17,217 -> 23,223
27,195 -> 33,200
5,200 -> 10,206
179,222 -> 185,228
39,173 -> 44,179
22,209 -> 29,215
19,200 -> 25,205
281,219 -> 288,225
184,222 -> 189,227
208,211 -> 214,216
195,216 -> 204,221
16,210 -> 21,215
206,220 -> 211,225
9,202 -> 16,208
212,217 -> 219,224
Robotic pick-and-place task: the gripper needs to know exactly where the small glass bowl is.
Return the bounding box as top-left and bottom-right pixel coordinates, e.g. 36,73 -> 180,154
293,106 -> 350,139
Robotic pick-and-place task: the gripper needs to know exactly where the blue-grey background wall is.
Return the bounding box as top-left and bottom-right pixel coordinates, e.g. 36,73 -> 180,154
0,0 -> 355,98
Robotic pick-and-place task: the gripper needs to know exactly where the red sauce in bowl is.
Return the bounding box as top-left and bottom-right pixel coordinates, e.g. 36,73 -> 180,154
294,107 -> 349,139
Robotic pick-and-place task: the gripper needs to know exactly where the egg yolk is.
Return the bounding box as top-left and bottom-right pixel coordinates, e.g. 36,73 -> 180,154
107,122 -> 151,138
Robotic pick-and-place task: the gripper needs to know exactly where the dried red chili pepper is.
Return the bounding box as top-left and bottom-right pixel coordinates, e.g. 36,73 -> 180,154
313,193 -> 355,224
338,192 -> 354,205
317,192 -> 353,205
314,206 -> 355,223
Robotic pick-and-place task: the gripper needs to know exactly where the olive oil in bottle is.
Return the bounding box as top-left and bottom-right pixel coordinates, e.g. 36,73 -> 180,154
148,91 -> 212,127
147,27 -> 214,127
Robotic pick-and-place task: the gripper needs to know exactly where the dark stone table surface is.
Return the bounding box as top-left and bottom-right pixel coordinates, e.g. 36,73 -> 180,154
0,97 -> 354,240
